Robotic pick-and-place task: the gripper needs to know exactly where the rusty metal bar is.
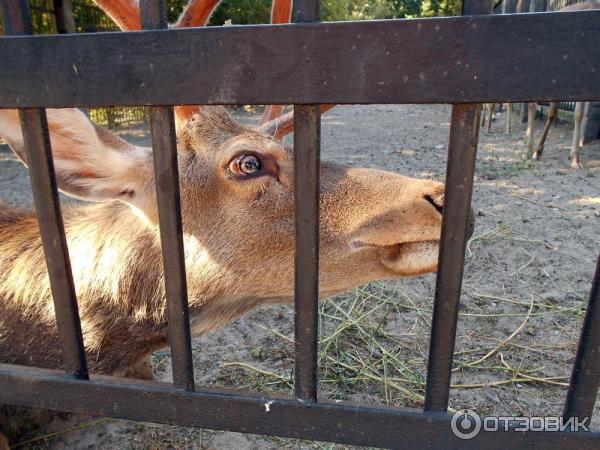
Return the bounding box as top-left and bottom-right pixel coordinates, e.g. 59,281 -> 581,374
140,0 -> 194,391
293,0 -> 320,21
293,104 -> 321,402
0,0 -> 89,380
4,363 -> 599,449
424,104 -> 481,412
563,253 -> 600,420
1,12 -> 600,107
18,109 -> 89,380
53,0 -> 76,34
293,0 -> 321,403
424,0 -> 489,413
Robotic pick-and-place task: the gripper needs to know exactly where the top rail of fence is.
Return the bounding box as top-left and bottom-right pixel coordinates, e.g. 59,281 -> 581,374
0,11 -> 599,108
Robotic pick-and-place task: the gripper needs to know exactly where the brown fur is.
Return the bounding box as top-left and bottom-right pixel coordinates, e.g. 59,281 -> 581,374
0,106 -> 446,442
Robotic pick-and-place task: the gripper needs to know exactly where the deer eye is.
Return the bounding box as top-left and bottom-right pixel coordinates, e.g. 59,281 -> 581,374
230,154 -> 262,176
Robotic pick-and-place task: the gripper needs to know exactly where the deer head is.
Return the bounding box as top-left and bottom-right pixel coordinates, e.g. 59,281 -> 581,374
0,106 -> 445,303
0,0 -> 451,377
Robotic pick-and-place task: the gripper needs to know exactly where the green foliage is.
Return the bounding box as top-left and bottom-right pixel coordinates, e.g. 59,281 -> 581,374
161,0 -> 464,24
210,0 -> 271,25
28,0 -> 58,34
166,0 -> 189,23
11,0 -> 465,36
72,0 -> 118,32
161,0 -> 272,26
321,0 -> 462,20
163,0 -> 462,26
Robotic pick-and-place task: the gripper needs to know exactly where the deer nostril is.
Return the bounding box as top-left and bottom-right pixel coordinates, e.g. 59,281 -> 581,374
424,195 -> 444,216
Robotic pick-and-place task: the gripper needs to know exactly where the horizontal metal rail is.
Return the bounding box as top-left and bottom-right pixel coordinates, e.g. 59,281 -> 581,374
0,363 -> 598,449
0,11 -> 599,107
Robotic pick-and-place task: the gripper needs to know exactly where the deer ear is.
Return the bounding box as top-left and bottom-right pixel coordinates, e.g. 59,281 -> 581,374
0,108 -> 153,203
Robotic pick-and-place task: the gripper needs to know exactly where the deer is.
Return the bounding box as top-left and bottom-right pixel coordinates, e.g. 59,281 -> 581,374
0,0 -> 454,444
480,2 -> 598,169
517,1 -> 600,169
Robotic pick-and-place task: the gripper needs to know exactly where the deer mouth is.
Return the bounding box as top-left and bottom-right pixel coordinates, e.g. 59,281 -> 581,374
371,209 -> 475,275
349,210 -> 475,275
376,240 -> 440,275
350,239 -> 440,275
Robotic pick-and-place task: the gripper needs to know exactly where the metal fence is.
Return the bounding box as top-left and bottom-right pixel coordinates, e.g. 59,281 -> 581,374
0,0 -> 150,128
0,0 -> 599,448
543,0 -> 585,116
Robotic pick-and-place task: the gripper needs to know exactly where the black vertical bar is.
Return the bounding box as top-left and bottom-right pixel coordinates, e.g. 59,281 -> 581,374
293,0 -> 320,21
140,0 -> 194,391
563,254 -> 600,421
424,0 -> 490,412
294,105 -> 321,402
517,0 -> 530,124
53,0 -> 76,34
0,1 -> 88,380
293,0 -> 321,402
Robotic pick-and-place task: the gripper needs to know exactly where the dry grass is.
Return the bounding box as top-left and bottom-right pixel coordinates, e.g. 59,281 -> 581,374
222,276 -> 585,414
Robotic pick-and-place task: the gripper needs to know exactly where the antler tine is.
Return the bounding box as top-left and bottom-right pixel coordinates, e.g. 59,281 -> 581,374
92,0 -> 223,33
92,0 -> 335,139
259,105 -> 287,126
259,110 -> 294,139
258,0 -> 293,126
259,104 -> 335,139
93,0 -> 141,31
175,0 -> 222,28
271,0 -> 293,23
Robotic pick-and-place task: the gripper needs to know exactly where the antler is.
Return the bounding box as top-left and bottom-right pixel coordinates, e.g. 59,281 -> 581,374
92,0 -> 218,127
93,0 -> 141,30
91,0 -> 337,138
175,0 -> 221,28
259,104 -> 335,139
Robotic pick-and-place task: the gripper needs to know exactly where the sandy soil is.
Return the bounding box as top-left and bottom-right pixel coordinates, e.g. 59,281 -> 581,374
1,104 -> 598,449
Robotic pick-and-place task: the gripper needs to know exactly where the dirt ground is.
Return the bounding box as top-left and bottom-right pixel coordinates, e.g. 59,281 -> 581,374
1,104 -> 599,449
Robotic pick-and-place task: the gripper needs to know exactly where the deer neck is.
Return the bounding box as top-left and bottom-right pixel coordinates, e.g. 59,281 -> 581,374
0,201 -> 245,373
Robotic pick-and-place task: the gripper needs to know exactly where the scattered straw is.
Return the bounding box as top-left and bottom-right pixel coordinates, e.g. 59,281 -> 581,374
453,295 -> 534,372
